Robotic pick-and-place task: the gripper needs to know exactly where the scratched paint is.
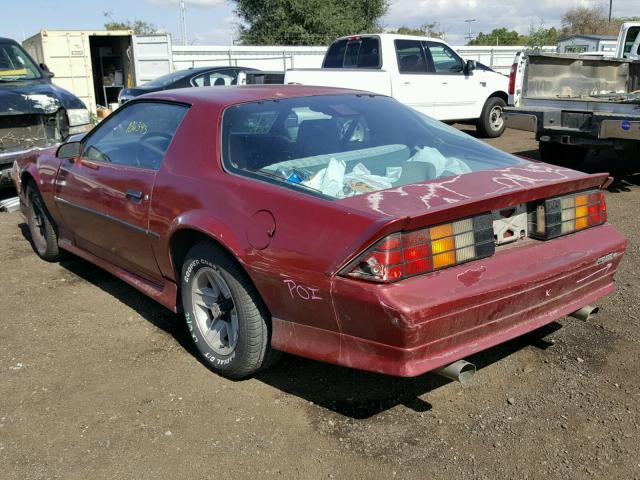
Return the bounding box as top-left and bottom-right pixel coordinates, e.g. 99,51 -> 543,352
365,163 -> 576,215
457,266 -> 487,287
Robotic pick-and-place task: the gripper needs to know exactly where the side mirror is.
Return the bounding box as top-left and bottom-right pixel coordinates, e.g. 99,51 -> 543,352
39,63 -> 54,78
464,59 -> 476,74
56,141 -> 82,159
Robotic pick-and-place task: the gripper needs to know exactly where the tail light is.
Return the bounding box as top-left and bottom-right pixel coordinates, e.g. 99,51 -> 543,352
344,214 -> 495,283
508,63 -> 517,95
529,190 -> 606,239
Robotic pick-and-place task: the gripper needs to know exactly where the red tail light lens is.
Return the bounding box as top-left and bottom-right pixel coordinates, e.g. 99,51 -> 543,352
529,190 -> 606,239
344,213 -> 495,283
508,63 -> 517,95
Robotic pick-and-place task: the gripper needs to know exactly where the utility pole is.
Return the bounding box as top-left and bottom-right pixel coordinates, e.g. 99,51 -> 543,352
464,19 -> 476,43
609,0 -> 613,22
180,0 -> 188,46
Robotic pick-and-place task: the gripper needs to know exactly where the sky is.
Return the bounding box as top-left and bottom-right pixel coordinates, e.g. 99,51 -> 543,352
2,0 -> 639,46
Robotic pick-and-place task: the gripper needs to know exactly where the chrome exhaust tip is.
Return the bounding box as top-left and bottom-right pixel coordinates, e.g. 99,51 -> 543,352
434,360 -> 476,384
569,305 -> 599,322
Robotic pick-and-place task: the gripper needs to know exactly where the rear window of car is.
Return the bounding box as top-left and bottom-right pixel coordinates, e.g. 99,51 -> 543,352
322,37 -> 381,68
220,95 -> 523,199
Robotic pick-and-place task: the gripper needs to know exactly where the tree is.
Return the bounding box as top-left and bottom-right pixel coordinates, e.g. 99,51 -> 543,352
560,6 -> 619,36
525,24 -> 558,50
231,0 -> 389,45
468,28 -> 523,46
103,11 -> 158,35
389,23 -> 444,39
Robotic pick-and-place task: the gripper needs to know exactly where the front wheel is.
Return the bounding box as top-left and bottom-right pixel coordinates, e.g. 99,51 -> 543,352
476,97 -> 506,138
180,241 -> 279,379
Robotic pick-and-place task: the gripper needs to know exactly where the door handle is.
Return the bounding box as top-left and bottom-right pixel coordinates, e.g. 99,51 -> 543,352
441,82 -> 449,85
403,81 -> 411,85
125,189 -> 144,202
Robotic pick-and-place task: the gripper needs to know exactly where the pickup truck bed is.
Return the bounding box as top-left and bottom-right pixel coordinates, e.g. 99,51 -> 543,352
505,53 -> 640,165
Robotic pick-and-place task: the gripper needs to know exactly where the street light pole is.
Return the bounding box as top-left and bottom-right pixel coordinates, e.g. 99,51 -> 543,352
609,0 -> 613,22
180,0 -> 188,45
465,19 -> 476,43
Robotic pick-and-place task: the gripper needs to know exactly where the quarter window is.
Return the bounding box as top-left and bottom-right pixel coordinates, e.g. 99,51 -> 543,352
192,70 -> 237,87
426,42 -> 464,74
82,102 -> 188,170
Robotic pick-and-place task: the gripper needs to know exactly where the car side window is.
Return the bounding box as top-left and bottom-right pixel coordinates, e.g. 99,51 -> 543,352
395,39 -> 430,74
193,70 -> 237,87
624,26 -> 640,55
82,102 -> 188,170
426,42 -> 464,74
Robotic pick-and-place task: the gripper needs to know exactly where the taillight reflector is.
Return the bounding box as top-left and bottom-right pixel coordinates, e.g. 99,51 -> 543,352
344,214 -> 495,283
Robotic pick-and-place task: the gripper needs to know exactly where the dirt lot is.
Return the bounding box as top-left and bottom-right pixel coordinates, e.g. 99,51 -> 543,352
1,128 -> 639,480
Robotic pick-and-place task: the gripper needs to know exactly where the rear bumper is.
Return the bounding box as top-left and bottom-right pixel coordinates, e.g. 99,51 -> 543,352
272,224 -> 626,377
504,107 -> 640,145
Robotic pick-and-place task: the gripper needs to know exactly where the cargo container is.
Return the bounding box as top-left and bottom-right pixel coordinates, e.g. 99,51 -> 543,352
23,30 -> 174,114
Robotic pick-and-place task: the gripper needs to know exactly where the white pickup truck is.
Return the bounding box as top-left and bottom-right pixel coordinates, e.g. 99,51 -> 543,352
284,34 -> 510,137
505,22 -> 640,166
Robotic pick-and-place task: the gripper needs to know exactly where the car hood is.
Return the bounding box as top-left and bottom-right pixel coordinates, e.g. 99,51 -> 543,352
0,79 -> 86,116
338,162 -> 608,229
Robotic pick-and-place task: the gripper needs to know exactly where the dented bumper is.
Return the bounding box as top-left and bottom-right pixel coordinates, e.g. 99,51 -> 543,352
274,224 -> 626,377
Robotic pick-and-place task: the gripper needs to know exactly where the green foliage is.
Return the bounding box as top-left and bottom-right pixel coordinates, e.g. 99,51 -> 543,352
525,24 -> 558,51
466,24 -> 557,47
468,28 -> 523,46
389,23 -> 444,39
103,11 -> 158,35
231,0 -> 389,45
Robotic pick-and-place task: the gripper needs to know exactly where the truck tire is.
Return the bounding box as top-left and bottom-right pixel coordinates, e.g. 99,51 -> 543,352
26,182 -> 63,262
180,241 -> 280,379
476,97 -> 506,138
539,142 -> 588,169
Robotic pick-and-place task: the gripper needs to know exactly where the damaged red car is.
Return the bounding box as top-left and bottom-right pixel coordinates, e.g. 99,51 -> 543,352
12,85 -> 627,379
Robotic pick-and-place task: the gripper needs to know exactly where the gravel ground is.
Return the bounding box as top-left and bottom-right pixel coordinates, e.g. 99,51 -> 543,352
1,127 -> 639,479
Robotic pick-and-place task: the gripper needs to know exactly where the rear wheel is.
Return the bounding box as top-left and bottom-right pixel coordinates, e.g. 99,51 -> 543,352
476,97 -> 506,138
180,241 -> 279,379
539,142 -> 589,169
26,182 -> 62,262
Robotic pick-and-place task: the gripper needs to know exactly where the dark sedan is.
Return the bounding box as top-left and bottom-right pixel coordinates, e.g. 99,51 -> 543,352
117,66 -> 257,104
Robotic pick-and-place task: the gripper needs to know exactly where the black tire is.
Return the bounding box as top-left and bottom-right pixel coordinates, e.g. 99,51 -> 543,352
26,182 -> 62,262
180,241 -> 279,379
476,96 -> 506,138
539,142 -> 588,169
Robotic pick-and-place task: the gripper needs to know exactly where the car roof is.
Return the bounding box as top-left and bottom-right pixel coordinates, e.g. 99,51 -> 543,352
183,65 -> 257,75
138,85 -> 381,109
333,33 -> 448,44
0,37 -> 19,45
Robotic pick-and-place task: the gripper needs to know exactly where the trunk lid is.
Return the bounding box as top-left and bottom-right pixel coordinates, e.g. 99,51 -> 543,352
336,161 -> 608,247
330,161 -> 609,275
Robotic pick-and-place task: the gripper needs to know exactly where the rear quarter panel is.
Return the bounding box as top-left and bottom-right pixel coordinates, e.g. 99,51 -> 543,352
150,101 -> 385,333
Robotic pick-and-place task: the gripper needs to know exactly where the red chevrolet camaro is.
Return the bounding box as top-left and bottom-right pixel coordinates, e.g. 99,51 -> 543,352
12,85 -> 627,379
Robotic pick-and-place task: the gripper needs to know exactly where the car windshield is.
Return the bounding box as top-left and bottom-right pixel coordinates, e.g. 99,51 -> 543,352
221,95 -> 524,199
143,69 -> 192,88
0,42 -> 42,81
